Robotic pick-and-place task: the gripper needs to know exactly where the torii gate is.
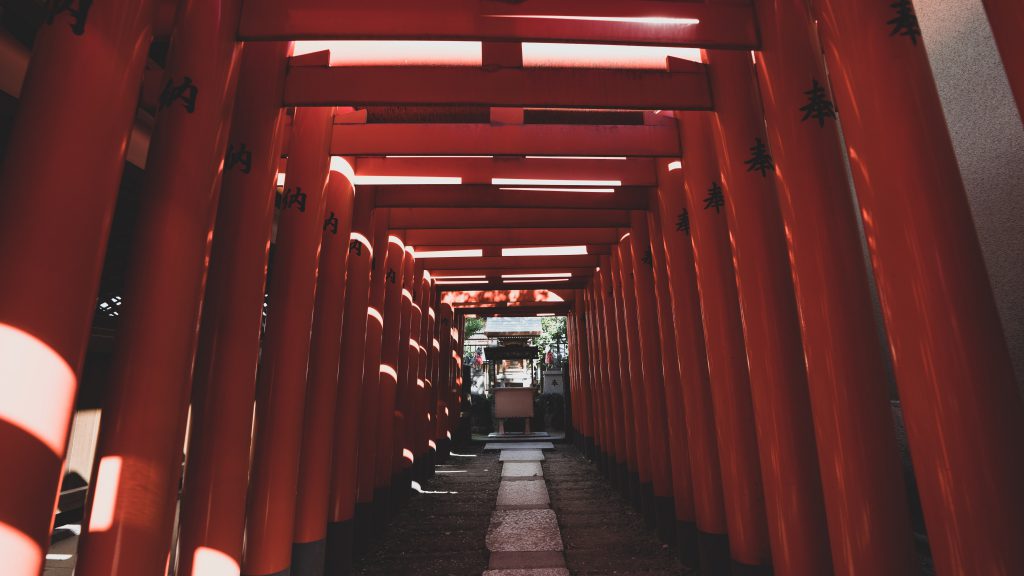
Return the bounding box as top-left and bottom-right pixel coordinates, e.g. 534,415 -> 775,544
0,1 -> 1022,576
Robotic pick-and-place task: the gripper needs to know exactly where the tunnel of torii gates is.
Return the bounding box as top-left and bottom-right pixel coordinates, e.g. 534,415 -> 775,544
0,0 -> 1023,575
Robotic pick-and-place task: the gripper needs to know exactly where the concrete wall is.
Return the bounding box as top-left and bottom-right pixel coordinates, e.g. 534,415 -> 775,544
916,0 -> 1024,394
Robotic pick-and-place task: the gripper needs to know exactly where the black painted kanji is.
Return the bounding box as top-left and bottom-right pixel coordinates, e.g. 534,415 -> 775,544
225,143 -> 252,174
744,137 -> 774,177
349,239 -> 363,256
675,208 -> 690,235
704,182 -> 725,213
799,78 -> 836,127
386,268 -> 397,284
640,249 -> 653,267
159,76 -> 198,113
323,211 -> 338,234
888,0 -> 921,45
281,187 -> 306,212
47,0 -> 92,36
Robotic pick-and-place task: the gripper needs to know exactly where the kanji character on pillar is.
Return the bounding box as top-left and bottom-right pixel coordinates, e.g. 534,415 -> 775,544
744,137 -> 775,177
324,211 -> 338,234
676,208 -> 690,235
704,182 -> 725,213
159,76 -> 199,113
888,0 -> 922,45
799,78 -> 837,126
47,0 -> 92,36
225,143 -> 253,174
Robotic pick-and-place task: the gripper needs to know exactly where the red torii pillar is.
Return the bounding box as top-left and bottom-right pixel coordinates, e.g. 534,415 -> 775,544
577,292 -> 597,458
654,163 -> 730,575
176,40 -> 290,576
678,111 -> 771,574
571,294 -> 594,457
292,171 -> 355,575
980,0 -> 1024,121
628,213 -> 677,542
589,282 -> 610,467
608,253 -> 645,507
754,0 -> 921,573
326,189 -> 377,574
647,209 -> 699,567
372,234 -> 409,527
598,261 -> 632,494
0,2 -> 156,571
418,276 -> 439,477
396,262 -> 425,508
75,2 -> 244,573
354,208 -> 391,549
705,49 -> 834,576
436,302 -> 456,459
241,104 -> 334,576
810,0 -> 1024,572
615,240 -> 660,523
596,269 -> 625,488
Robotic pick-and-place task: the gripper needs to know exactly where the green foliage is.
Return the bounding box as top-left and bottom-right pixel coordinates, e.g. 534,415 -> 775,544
464,316 -> 486,339
532,316 -> 567,363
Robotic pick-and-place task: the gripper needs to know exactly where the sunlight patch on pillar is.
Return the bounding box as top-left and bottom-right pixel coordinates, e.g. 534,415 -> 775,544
0,323 -> 76,455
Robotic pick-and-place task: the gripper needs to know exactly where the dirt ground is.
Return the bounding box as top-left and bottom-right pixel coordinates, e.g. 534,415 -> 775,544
544,447 -> 687,576
353,444 -> 500,576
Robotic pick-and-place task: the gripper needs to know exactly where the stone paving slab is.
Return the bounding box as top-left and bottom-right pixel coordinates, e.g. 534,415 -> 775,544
499,449 -> 545,462
484,442 -> 555,451
501,462 -> 543,478
483,565 -> 573,569
486,509 -> 564,552
497,479 -> 550,508
488,551 -> 567,570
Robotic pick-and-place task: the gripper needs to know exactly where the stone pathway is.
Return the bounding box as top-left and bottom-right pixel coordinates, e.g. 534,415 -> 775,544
485,442 -> 568,576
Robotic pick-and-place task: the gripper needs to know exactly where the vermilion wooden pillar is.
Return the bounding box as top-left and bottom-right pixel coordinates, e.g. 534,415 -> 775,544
405,269 -> 427,482
395,262 -> 424,508
654,163 -> 730,575
608,254 -> 645,506
372,234 -> 408,527
598,261 -> 631,493
292,171 -> 355,575
589,284 -> 610,468
597,270 -> 624,486
754,1 -> 920,573
75,2 -> 244,573
809,1 -> 1024,571
435,303 -> 456,458
326,190 -> 376,575
585,284 -> 606,469
176,40 -> 290,576
647,210 -> 699,567
241,104 -> 334,576
980,0 -> 1024,121
0,3 -> 156,572
573,293 -> 595,456
417,276 -> 438,477
678,111 -> 771,574
628,213 -> 676,542
354,209 -> 390,549
615,241 -> 658,522
579,290 -> 598,458
706,50 -> 833,576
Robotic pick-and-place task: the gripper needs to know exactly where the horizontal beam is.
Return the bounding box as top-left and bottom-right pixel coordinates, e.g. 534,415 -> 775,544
404,227 -> 624,246
454,304 -> 572,317
436,281 -> 587,291
374,185 -> 650,210
431,267 -> 596,278
442,288 -> 573,305
285,64 -> 711,110
426,255 -> 599,270
389,207 -> 629,229
354,157 -> 657,186
239,0 -> 759,49
332,123 -> 680,157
